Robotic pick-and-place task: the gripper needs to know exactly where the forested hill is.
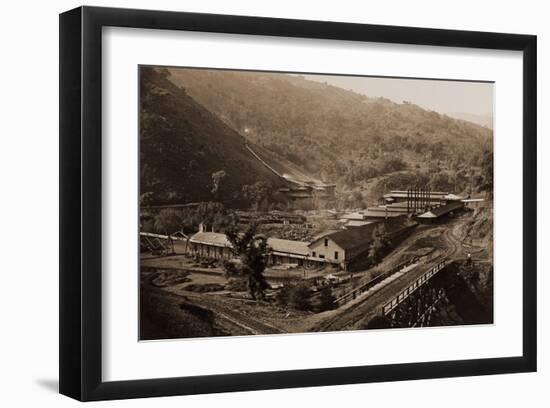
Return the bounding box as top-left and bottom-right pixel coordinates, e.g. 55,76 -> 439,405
166,68 -> 493,192
140,67 -> 290,206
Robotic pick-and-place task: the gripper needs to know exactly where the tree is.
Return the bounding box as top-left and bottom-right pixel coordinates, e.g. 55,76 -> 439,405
242,181 -> 270,211
350,190 -> 365,209
139,191 -> 155,206
479,148 -> 493,194
175,201 -> 237,234
224,224 -> 270,300
316,286 -> 336,311
210,170 -> 226,196
153,209 -> 182,234
368,224 -> 390,261
276,283 -> 312,311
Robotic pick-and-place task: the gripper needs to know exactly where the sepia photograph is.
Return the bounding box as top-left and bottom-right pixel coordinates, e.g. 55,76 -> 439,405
138,66 -> 494,340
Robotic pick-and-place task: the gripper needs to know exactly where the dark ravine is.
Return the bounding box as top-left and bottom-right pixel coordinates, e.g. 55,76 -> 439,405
365,260 -> 493,329
140,284 -> 229,340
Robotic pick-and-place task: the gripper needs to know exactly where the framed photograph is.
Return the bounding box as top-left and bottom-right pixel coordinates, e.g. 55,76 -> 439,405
59,6 -> 537,401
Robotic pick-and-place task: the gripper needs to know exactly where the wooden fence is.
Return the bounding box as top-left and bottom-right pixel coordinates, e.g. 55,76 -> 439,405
382,259 -> 447,315
334,257 -> 418,306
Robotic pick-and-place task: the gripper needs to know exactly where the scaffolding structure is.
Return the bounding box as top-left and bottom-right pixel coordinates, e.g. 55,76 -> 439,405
406,186 -> 432,214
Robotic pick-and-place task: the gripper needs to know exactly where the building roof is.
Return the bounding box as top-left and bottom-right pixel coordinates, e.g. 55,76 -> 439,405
310,230 -> 340,242
461,198 -> 485,203
417,201 -> 464,218
344,220 -> 375,228
340,211 -> 367,221
444,193 -> 464,201
384,190 -> 448,197
189,232 -> 309,256
383,190 -> 464,201
362,208 -> 406,218
189,232 -> 231,247
267,238 -> 309,256
312,219 -> 410,251
314,223 -> 379,251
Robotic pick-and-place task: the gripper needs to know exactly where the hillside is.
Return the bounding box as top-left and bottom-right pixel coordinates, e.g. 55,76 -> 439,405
140,67 -> 294,206
166,68 -> 493,197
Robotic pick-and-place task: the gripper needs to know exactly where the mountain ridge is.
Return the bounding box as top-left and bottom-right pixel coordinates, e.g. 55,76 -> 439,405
166,68 -> 493,192
140,67 -> 298,207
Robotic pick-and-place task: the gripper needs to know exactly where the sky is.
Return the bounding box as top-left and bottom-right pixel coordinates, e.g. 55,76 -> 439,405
302,74 -> 494,121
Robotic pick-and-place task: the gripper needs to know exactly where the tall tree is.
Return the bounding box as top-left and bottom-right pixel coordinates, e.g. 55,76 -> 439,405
241,181 -> 270,211
224,224 -> 270,300
153,209 -> 182,234
368,224 -> 390,261
210,170 -> 226,196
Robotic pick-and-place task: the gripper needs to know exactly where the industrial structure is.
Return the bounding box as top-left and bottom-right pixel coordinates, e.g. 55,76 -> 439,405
246,143 -> 336,209
143,187 -> 475,270
185,218 -> 412,271
339,187 -> 467,222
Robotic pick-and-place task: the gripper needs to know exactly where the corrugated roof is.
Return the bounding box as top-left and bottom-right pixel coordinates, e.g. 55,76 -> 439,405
417,201 -> 464,218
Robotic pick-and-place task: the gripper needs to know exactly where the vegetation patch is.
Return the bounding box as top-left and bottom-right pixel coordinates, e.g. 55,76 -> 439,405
149,270 -> 191,287
140,285 -> 226,340
182,283 -> 226,293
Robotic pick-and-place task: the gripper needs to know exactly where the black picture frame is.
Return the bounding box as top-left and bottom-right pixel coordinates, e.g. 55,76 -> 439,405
59,6 -> 537,401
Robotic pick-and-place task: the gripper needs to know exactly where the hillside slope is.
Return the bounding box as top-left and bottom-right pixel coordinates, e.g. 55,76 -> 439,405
167,68 -> 493,193
140,67 -> 291,206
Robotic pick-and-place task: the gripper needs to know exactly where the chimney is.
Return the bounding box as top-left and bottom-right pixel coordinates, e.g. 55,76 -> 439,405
199,222 -> 205,233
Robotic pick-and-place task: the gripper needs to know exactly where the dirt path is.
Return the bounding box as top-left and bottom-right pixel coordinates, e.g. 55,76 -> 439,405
173,291 -> 285,335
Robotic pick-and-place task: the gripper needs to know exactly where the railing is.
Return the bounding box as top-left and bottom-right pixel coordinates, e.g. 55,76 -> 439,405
140,232 -> 187,241
334,257 -> 418,306
411,288 -> 446,327
382,260 -> 447,315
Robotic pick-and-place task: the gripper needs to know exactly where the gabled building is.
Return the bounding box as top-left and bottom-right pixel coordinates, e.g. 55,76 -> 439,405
187,230 -> 312,266
188,231 -> 233,260
308,223 -> 381,268
416,201 -> 464,223
308,219 -> 416,270
187,218 -> 413,271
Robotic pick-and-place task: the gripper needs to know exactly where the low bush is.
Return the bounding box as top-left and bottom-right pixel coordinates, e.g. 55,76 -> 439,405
313,286 -> 336,312
182,283 -> 225,293
276,283 -> 312,311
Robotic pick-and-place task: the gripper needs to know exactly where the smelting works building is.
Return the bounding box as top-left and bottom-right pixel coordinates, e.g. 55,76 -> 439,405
187,218 -> 414,271
187,231 -> 312,265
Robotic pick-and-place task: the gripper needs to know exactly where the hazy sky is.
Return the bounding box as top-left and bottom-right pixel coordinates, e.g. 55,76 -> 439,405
302,74 -> 494,119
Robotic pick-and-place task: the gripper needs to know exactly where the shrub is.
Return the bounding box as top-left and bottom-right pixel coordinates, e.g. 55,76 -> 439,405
225,277 -> 248,292
314,286 -> 336,312
276,283 -> 312,311
182,283 -> 225,293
